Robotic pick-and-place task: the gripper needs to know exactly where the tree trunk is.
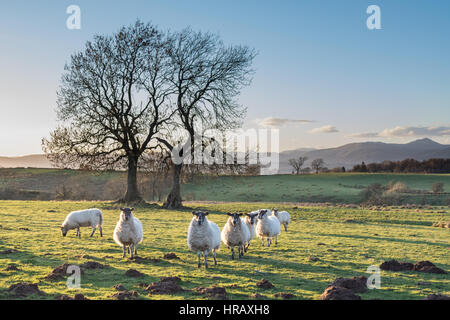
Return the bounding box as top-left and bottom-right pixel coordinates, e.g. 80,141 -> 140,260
163,163 -> 183,209
123,156 -> 142,203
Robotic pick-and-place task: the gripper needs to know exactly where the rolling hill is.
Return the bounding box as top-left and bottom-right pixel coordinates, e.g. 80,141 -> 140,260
278,138 -> 450,173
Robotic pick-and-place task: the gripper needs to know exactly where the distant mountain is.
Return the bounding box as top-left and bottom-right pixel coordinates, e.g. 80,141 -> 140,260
0,154 -> 53,168
278,138 -> 450,173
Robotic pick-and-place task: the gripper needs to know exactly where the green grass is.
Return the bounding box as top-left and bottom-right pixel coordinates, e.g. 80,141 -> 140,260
0,200 -> 448,300
182,173 -> 450,204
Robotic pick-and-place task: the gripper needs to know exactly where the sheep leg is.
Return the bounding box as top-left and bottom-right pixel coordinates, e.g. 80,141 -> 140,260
122,245 -> 126,258
129,244 -> 134,258
134,244 -> 138,256
284,224 -> 288,232
76,227 -> 80,238
267,237 -> 271,247
99,226 -> 103,237
231,247 -> 235,260
261,238 -> 264,247
275,236 -> 278,246
90,227 -> 96,237
213,249 -> 217,265
238,246 -> 243,259
197,252 -> 202,268
204,249 -> 209,269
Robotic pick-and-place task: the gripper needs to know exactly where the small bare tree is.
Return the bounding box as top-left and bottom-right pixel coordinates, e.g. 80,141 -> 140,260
289,156 -> 308,175
311,158 -> 325,174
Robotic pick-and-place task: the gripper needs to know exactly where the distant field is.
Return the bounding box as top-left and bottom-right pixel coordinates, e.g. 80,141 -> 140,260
182,173 -> 450,205
0,169 -> 449,204
0,201 -> 448,300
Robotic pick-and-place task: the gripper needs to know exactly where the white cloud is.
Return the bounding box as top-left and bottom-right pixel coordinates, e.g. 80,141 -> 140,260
255,117 -> 314,128
308,125 -> 339,134
350,125 -> 450,138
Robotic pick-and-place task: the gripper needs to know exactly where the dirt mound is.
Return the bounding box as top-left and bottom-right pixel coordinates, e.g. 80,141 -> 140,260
80,261 -> 108,270
146,277 -> 184,295
423,294 -> 450,300
380,260 -> 413,271
329,276 -> 368,293
128,256 -> 161,263
113,284 -> 126,291
250,293 -> 264,299
19,227 -> 30,231
163,253 -> 180,260
0,248 -> 17,254
112,290 -> 139,300
274,292 -> 295,299
432,221 -> 449,228
194,286 -> 228,299
5,265 -> 19,271
413,261 -> 447,274
45,263 -> 81,281
320,286 -> 361,300
256,279 -> 274,289
125,269 -> 145,277
7,283 -> 43,297
56,293 -> 89,300
307,256 -> 320,262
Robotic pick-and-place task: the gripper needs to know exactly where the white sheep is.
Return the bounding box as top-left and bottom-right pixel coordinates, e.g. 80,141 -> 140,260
187,211 -> 221,269
60,208 -> 103,238
243,211 -> 258,252
113,208 -> 143,258
272,208 -> 291,231
221,213 -> 250,259
255,209 -> 281,247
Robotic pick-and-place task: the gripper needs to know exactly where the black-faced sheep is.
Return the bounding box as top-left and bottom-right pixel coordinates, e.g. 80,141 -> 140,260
255,209 -> 281,247
187,211 -> 221,268
113,208 -> 143,258
243,211 -> 258,252
221,213 -> 250,259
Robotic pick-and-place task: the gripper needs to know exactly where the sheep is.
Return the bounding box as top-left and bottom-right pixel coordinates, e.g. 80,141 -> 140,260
113,208 -> 143,258
255,209 -> 281,247
272,208 -> 291,231
187,211 -> 221,269
221,213 -> 250,260
242,211 -> 258,252
60,208 -> 103,238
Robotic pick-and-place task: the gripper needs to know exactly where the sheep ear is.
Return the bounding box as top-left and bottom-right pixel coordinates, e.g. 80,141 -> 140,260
227,213 -> 233,216
204,212 -> 209,216
238,213 -> 243,216
131,207 -> 135,211
120,208 -> 124,211
192,211 -> 197,215
245,213 -> 250,216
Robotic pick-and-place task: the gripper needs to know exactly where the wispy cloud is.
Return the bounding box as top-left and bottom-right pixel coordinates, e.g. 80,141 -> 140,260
255,117 -> 314,128
309,125 -> 339,134
351,125 -> 450,138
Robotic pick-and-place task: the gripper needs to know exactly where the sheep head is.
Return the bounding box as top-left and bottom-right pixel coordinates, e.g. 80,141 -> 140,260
258,209 -> 269,220
192,211 -> 209,226
227,212 -> 242,226
120,207 -> 135,221
245,212 -> 258,224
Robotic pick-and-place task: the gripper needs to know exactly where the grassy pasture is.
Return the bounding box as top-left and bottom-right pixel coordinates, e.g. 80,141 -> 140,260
0,201 -> 448,300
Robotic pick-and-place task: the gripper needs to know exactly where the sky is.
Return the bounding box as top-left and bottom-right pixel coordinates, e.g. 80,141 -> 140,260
0,0 -> 449,156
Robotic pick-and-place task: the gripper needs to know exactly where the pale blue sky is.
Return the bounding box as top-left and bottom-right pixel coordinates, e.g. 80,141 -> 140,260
0,0 -> 449,155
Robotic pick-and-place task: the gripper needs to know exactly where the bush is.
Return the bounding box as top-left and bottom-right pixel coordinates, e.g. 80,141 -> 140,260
431,182 -> 444,193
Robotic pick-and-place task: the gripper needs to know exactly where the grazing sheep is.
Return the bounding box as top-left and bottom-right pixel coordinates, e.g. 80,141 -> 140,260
255,209 -> 281,247
272,208 -> 291,231
187,211 -> 221,269
243,211 -> 258,252
221,213 -> 250,259
61,208 -> 103,238
113,208 -> 143,258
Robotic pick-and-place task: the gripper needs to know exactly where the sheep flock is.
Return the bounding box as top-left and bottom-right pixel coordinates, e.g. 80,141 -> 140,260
60,207 -> 291,268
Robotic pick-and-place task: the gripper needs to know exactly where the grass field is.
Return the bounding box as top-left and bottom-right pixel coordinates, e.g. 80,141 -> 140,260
0,200 -> 448,300
1,169 -> 449,205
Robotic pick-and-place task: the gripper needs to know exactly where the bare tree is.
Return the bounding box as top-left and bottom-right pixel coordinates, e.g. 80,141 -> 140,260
157,29 -> 256,209
289,156 -> 308,175
311,158 -> 325,174
42,21 -> 174,203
